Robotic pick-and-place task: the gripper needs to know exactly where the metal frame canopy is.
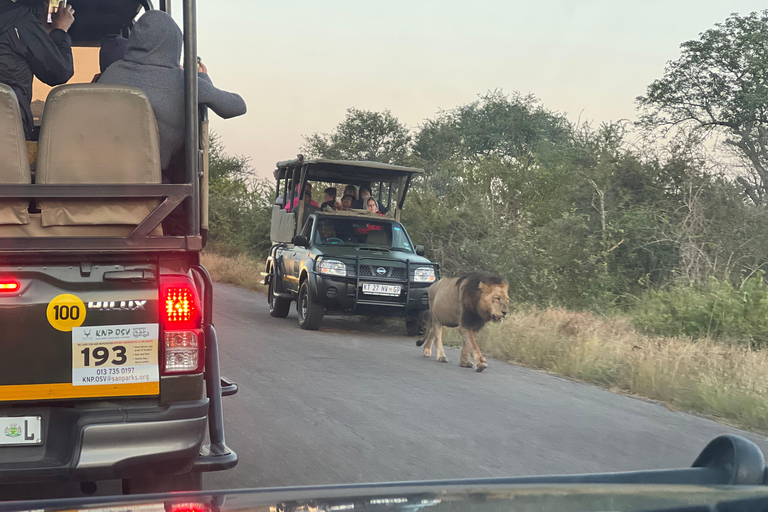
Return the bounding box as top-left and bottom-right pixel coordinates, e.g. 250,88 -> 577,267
274,157 -> 424,183
273,156 -> 423,227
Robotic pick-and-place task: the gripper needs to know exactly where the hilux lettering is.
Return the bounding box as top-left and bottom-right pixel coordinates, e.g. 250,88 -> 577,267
87,300 -> 147,311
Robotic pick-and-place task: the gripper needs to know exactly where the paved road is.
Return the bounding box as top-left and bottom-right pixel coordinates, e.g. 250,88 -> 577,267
205,283 -> 768,490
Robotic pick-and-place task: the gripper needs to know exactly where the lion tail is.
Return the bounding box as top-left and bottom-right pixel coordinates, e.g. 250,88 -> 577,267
416,338 -> 425,347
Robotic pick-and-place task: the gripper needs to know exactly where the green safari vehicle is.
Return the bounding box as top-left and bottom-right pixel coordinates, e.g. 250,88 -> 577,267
263,157 -> 439,333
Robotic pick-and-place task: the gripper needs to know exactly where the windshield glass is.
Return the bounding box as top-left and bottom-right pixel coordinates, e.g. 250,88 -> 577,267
314,217 -> 413,252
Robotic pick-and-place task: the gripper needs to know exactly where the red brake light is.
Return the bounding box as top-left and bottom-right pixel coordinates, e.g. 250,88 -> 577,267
167,504 -> 210,512
165,286 -> 196,323
161,276 -> 201,328
0,281 -> 19,292
160,274 -> 204,375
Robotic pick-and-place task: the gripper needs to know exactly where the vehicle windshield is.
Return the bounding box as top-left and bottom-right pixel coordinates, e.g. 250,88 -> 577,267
314,217 -> 413,252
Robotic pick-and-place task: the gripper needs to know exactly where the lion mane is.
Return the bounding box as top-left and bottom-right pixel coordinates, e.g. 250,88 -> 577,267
457,272 -> 506,331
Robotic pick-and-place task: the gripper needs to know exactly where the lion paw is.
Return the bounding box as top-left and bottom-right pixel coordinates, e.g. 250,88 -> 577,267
437,356 -> 448,363
423,350 -> 432,357
460,361 -> 474,368
476,363 -> 487,372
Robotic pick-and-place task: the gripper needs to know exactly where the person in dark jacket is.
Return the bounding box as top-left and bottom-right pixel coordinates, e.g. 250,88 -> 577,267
0,0 -> 75,138
320,186 -> 337,211
99,10 -> 246,174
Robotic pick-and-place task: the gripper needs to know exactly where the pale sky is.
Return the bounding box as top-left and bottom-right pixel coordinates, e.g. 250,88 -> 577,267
176,1 -> 766,180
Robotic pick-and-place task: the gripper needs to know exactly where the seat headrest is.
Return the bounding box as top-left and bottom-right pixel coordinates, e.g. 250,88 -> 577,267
37,84 -> 161,184
36,84 -> 162,227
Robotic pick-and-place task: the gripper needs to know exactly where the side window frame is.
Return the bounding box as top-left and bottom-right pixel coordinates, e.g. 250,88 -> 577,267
301,216 -> 315,242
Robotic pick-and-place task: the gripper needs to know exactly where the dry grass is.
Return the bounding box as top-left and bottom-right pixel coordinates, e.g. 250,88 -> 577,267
201,252 -> 768,431
444,309 -> 768,432
201,252 -> 267,294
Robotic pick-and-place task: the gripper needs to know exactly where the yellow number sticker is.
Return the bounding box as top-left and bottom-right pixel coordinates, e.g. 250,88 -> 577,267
47,294 -> 86,332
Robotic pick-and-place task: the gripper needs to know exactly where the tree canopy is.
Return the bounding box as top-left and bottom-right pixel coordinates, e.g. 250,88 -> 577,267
302,108 -> 412,164
637,10 -> 768,203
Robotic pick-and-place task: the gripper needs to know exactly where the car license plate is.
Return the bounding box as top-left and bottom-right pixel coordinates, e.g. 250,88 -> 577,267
362,283 -> 401,296
0,416 -> 42,446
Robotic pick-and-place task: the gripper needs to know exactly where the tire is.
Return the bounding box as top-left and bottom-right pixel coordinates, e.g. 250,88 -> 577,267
297,280 -> 324,330
122,471 -> 202,494
268,270 -> 291,318
406,310 -> 428,336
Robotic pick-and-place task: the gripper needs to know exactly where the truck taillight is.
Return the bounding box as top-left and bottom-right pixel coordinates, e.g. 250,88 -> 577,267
160,275 -> 204,375
164,329 -> 202,373
167,504 -> 210,512
165,284 -> 197,325
0,280 -> 19,292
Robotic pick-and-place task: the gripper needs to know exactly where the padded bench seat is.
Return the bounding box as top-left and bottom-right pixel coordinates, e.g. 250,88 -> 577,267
0,83 -> 165,238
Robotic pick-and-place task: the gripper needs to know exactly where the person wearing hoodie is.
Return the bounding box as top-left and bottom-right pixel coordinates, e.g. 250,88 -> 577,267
99,10 -> 247,177
0,0 -> 75,138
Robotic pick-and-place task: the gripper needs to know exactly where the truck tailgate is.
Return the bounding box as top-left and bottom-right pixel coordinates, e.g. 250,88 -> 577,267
0,262 -> 160,401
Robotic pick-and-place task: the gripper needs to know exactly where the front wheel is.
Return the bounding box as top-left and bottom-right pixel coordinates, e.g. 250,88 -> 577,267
268,271 -> 291,318
298,280 -> 324,330
406,310 -> 428,336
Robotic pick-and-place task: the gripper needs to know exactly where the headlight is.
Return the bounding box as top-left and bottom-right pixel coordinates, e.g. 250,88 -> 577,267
318,259 -> 346,277
414,267 -> 436,283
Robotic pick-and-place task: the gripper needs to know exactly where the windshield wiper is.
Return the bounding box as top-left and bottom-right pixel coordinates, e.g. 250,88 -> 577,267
389,247 -> 413,252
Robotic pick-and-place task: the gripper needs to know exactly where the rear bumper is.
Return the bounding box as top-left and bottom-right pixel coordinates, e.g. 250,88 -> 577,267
0,398 -> 211,484
310,273 -> 430,313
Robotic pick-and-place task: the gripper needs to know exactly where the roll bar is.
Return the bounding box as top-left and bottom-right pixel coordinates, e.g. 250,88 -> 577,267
183,0 -> 200,237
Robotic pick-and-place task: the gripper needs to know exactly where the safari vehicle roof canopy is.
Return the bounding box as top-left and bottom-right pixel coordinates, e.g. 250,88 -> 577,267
274,157 -> 423,183
65,0 -> 150,46
270,156 -> 423,244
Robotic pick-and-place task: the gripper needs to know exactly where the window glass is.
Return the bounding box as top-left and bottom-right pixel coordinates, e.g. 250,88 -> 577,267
314,218 -> 413,253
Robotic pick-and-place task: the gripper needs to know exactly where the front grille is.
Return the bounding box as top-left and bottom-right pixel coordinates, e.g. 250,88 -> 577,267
356,265 -> 407,279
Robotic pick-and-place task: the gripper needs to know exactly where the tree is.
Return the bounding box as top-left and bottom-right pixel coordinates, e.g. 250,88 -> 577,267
207,135 -> 273,257
302,108 -> 412,165
637,10 -> 768,203
414,90 -> 571,168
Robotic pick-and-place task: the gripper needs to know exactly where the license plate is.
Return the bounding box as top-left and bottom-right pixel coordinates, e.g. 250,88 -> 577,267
0,416 -> 42,446
362,283 -> 401,296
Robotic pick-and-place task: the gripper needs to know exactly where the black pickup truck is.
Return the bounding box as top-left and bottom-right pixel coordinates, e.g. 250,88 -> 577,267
264,158 -> 439,333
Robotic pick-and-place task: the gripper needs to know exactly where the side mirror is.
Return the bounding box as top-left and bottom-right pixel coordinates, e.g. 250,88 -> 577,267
415,245 -> 425,256
293,235 -> 309,248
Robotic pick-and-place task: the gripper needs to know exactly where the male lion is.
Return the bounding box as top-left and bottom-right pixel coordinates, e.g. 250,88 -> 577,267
416,272 -> 509,372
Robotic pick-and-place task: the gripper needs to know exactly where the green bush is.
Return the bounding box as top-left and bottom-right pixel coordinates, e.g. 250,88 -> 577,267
207,135 -> 272,259
632,274 -> 768,347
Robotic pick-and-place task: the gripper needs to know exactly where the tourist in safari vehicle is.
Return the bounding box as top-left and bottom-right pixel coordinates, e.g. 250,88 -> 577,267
0,0 -> 75,138
264,157 -> 440,334
0,0 -> 242,494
